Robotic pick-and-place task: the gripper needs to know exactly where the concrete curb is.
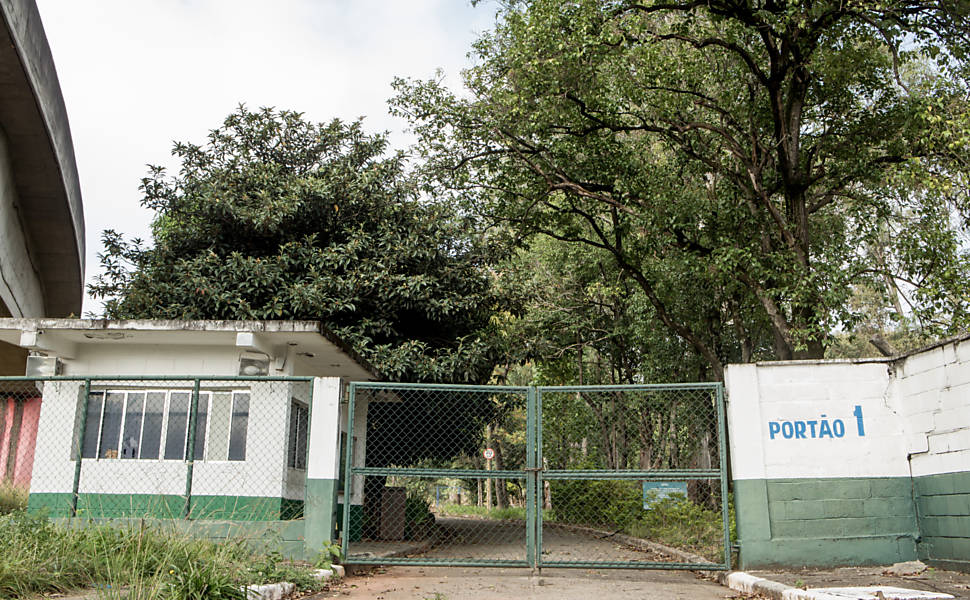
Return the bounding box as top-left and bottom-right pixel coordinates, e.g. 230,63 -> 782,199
243,564 -> 345,600
716,571 -> 954,600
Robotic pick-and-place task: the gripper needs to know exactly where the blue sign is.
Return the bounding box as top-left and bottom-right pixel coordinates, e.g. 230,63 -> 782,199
642,481 -> 687,509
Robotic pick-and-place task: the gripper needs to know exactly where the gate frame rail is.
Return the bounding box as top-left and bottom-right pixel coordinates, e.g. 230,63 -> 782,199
343,381 -> 729,570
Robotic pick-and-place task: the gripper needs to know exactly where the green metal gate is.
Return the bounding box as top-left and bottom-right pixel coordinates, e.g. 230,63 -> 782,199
341,382 -> 728,570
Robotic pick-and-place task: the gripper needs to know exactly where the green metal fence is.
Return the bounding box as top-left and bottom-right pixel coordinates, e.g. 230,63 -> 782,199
342,381 -> 729,570
0,375 -> 314,551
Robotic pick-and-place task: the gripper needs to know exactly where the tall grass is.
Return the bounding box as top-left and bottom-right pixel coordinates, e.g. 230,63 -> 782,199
0,511 -> 326,600
436,504 -> 528,521
0,483 -> 27,515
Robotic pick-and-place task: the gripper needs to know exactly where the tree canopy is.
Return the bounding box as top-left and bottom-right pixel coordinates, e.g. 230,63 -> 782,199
90,106 -> 515,383
394,0 -> 970,380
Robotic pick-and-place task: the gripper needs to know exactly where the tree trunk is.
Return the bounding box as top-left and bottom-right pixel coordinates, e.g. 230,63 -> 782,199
494,439 -> 508,509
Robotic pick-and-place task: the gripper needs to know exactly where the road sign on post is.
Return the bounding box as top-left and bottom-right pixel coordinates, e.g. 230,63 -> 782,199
483,448 -> 495,460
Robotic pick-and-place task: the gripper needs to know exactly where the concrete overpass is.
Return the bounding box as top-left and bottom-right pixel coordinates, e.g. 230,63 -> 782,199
0,0 -> 85,372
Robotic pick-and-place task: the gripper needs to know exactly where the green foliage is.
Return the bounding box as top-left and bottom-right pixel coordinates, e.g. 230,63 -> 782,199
627,494 -> 733,563
394,0 -> 970,376
0,511 -> 321,600
164,556 -> 245,600
90,106 -> 516,384
404,493 -> 434,540
549,480 -> 642,530
311,541 -> 342,571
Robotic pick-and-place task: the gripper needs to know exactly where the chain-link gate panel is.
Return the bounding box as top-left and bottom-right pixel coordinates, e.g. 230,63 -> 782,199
537,384 -> 729,569
343,383 -> 534,567
342,382 -> 728,570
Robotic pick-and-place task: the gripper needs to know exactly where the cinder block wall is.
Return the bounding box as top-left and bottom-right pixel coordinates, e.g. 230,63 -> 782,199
727,336 -> 970,571
893,342 -> 970,572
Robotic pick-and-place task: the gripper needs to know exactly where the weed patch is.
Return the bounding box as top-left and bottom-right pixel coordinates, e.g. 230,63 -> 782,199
0,511 -> 324,600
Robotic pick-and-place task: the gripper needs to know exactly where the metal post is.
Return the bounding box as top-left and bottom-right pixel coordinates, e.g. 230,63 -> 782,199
71,379 -> 91,517
717,384 -> 732,569
341,382 -> 357,561
536,386 -> 544,572
183,379 -> 201,519
525,386 -> 537,570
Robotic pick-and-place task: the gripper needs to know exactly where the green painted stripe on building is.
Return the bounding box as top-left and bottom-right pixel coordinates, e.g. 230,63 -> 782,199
735,477 -> 918,568
28,493 -> 305,522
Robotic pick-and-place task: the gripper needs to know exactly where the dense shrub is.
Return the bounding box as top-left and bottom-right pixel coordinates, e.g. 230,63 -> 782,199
548,480 -> 642,529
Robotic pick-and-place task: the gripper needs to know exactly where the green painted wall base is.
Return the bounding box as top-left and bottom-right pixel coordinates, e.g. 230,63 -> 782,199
734,477 -> 918,568
915,471 -> 970,572
336,503 -> 363,542
304,478 -> 338,557
28,493 -> 305,522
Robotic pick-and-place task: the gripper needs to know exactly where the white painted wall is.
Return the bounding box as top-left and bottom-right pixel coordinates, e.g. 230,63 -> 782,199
30,379 -> 300,502
60,344 -> 241,377
891,340 -> 970,478
0,129 -> 44,317
727,338 -> 970,482
29,380 -> 85,493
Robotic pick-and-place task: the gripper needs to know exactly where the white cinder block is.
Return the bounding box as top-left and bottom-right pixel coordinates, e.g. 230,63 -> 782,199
898,348 -> 946,378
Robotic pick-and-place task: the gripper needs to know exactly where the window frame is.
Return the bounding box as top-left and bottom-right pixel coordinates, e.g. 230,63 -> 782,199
81,387 -> 251,463
287,398 -> 309,471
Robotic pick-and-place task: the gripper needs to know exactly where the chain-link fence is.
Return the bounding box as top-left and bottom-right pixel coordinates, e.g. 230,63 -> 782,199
538,385 -> 728,568
344,384 -> 534,566
343,382 -> 728,570
0,377 -> 313,527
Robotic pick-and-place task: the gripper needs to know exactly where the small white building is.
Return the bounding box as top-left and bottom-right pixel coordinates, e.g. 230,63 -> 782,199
0,318 -> 377,558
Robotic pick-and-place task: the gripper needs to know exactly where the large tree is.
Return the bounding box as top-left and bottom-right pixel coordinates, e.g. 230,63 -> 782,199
90,106 -> 514,384
394,0 -> 970,379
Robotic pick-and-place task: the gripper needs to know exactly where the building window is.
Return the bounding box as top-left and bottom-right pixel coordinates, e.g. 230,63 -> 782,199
81,389 -> 250,462
287,400 -> 308,470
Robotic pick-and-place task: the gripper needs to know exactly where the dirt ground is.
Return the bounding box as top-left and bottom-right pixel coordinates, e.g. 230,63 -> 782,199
747,566 -> 970,599
325,517 -> 734,600
316,566 -> 735,600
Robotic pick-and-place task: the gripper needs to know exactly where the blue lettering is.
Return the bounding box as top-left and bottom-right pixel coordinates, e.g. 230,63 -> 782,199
807,420 -> 818,438
769,421 -> 781,439
794,421 -> 807,439
782,421 -> 794,439
853,405 -> 865,436
833,419 -> 845,438
819,420 -> 833,438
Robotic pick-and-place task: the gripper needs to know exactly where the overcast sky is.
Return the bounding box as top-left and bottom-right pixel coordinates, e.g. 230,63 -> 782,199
34,0 -> 496,315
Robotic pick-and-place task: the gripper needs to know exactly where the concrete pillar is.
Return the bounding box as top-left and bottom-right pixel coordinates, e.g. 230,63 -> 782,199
304,377 -> 343,560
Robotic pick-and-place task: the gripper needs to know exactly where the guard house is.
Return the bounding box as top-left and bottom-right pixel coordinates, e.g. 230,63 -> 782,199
0,318 -> 377,558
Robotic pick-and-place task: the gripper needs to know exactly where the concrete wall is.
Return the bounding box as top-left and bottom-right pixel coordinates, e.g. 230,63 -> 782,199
727,337 -> 970,570
0,128 -> 44,318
